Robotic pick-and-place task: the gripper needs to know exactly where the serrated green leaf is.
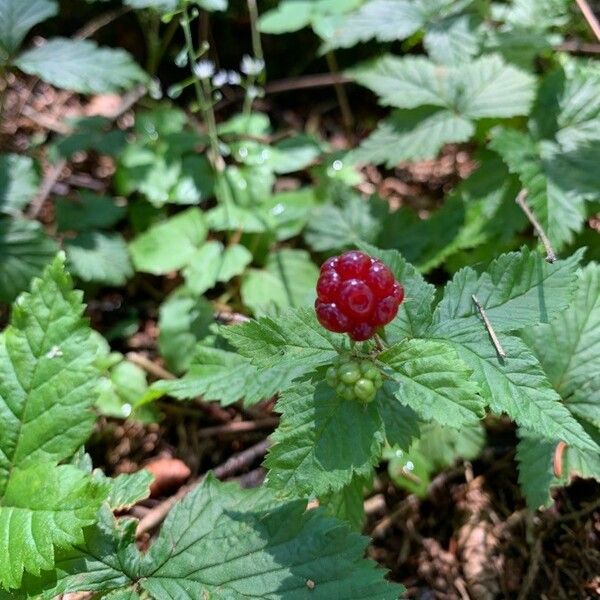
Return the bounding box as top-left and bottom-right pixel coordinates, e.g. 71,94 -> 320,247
183,241 -> 252,295
0,464 -> 108,589
51,116 -> 126,160
320,474 -> 369,530
15,38 -> 146,94
55,193 -> 126,232
157,287 -> 212,373
379,338 -> 484,427
105,470 -> 153,510
0,217 -> 58,303
12,477 -> 402,599
0,154 -> 39,215
97,359 -> 149,420
266,378 -> 384,497
241,249 -> 318,316
515,433 -> 558,508
430,247 -> 583,334
65,231 -> 133,286
129,208 -> 207,274
377,382 -> 421,450
0,0 -> 57,55
424,12 -> 480,66
305,192 -> 380,251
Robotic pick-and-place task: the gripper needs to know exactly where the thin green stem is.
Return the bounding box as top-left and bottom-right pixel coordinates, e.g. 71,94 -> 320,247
325,50 -> 354,133
242,74 -> 257,118
180,6 -> 222,169
246,0 -> 265,85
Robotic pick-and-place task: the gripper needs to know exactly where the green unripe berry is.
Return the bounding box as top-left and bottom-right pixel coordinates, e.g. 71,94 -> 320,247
343,386 -> 355,402
326,366 -> 338,387
339,362 -> 361,384
354,378 -> 376,403
336,383 -> 347,397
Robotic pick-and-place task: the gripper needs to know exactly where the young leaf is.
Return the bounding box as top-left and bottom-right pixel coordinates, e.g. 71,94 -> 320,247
11,477 -> 402,599
0,154 -> 39,215
65,231 -> 133,286
320,474 -> 369,531
0,0 -> 57,55
55,193 -> 126,232
129,208 -> 207,275
104,470 -> 153,510
0,217 -> 58,303
15,39 -> 146,94
265,378 -> 384,497
379,338 -> 484,427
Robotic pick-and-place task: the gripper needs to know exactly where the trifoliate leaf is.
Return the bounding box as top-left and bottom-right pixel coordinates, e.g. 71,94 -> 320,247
12,477 -> 402,599
241,249 -> 318,316
65,231 -> 133,286
0,154 -> 39,215
265,378 -> 384,497
379,338 -> 484,427
0,217 -> 58,303
15,38 -> 146,94
129,208 -> 207,274
157,287 -> 213,373
0,0 -> 57,55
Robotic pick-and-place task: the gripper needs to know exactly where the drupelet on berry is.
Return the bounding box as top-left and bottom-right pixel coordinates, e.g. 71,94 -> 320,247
315,251 -> 404,341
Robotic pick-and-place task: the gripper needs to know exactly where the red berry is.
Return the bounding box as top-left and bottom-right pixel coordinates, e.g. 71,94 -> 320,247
314,250 -> 404,341
338,279 -> 375,319
316,270 -> 341,302
315,300 -> 349,333
366,260 -> 394,297
337,251 -> 371,280
349,322 -> 375,341
370,295 -> 400,326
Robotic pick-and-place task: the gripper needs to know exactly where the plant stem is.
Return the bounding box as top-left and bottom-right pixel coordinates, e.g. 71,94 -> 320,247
246,0 -> 265,84
180,6 -> 222,170
325,50 -> 354,133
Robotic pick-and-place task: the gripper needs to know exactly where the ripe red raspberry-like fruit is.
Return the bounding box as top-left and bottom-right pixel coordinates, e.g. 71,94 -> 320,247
315,250 -> 404,340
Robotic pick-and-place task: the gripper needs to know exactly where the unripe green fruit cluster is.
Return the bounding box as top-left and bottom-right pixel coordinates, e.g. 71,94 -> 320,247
325,356 -> 383,404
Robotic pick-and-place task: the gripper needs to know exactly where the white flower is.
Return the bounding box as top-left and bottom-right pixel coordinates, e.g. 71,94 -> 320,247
212,69 -> 228,87
227,70 -> 241,85
193,59 -> 215,79
240,54 -> 265,76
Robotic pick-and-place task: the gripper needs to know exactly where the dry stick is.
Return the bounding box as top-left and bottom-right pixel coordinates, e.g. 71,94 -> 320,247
515,189 -> 557,263
575,0 -> 600,41
136,438 -> 270,537
75,6 -> 132,40
197,417 -> 279,438
472,295 -> 507,359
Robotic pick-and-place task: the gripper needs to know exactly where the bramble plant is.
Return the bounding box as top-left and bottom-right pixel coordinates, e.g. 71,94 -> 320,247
1,0 -> 600,596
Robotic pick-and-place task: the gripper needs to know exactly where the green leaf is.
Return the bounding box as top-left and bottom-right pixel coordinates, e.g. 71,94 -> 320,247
65,231 -> 133,286
521,264 -> 600,422
0,217 -> 58,303
490,129 -> 588,249
13,477 -> 402,599
0,256 -> 106,588
320,474 -> 369,530
270,134 -> 323,173
430,247 -> 583,335
379,338 -> 484,427
0,464 -> 108,589
51,117 -> 126,159
259,1 -> 313,34
129,208 -> 207,274
0,0 -> 57,55
515,433 -> 558,508
350,54 -> 534,165
424,12 -> 481,66
97,359 -> 149,419
15,38 -> 146,94
241,249 -> 318,316
157,287 -> 213,373
183,241 -> 252,295
55,193 -> 126,232
305,191 -> 380,251
0,154 -> 39,215
377,382 -> 421,450
265,378 -> 384,497
104,470 -> 153,510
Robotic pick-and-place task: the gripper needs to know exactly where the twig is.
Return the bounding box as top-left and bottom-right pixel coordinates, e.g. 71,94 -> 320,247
575,0 -> 600,42
558,39 -> 600,54
135,439 -> 270,537
553,441 -> 567,477
517,535 -> 544,600
75,6 -> 132,40
266,73 -> 351,94
325,51 -> 354,133
197,418 -> 279,438
472,295 -> 507,359
555,496 -> 600,523
127,352 -> 175,380
515,189 -> 557,263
